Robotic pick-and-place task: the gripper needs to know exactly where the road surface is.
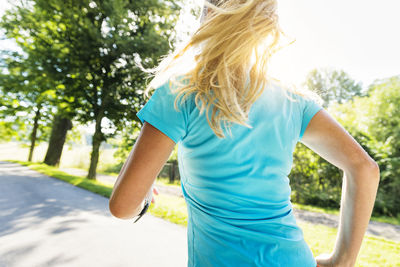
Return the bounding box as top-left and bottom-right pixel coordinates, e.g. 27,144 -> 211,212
0,162 -> 187,267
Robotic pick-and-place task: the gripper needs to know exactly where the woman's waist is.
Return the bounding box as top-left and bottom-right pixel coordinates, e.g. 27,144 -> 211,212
187,200 -> 304,242
182,180 -> 293,220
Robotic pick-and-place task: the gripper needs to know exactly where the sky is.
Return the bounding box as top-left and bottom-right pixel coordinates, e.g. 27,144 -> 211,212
1,0 -> 399,89
268,0 -> 400,88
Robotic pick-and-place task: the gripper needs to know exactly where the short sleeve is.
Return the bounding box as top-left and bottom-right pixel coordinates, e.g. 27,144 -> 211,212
298,96 -> 323,141
136,81 -> 189,144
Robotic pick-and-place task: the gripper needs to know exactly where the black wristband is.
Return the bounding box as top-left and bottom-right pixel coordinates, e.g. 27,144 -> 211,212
133,199 -> 150,223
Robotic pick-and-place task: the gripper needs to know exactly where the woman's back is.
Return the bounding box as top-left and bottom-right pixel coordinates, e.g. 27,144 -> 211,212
110,1 -> 380,266
136,78 -> 322,266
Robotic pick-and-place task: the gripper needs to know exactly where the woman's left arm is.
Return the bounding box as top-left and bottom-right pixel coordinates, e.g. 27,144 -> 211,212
109,121 -> 176,219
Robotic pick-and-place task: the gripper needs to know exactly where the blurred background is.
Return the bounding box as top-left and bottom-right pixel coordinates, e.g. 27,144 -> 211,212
0,0 -> 399,221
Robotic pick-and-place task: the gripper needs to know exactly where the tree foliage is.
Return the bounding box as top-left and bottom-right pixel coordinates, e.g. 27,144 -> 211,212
303,68 -> 364,108
0,50 -> 53,153
291,75 -> 400,218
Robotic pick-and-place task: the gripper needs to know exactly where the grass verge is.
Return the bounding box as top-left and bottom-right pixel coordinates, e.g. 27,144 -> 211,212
100,171 -> 181,188
93,170 -> 181,188
154,176 -> 181,187
11,160 -> 113,198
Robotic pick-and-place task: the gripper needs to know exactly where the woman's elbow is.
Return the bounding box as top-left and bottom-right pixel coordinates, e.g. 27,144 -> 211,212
364,160 -> 380,180
370,160 -> 380,184
109,198 -> 141,220
372,160 -> 380,175
346,157 -> 380,179
109,199 -> 126,219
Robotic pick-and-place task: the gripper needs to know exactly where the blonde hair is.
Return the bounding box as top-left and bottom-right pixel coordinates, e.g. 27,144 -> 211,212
142,0 -> 304,138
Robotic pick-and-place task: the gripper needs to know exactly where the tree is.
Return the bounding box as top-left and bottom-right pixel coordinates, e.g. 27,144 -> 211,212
0,91 -> 27,143
303,68 -> 364,108
362,76 -> 400,217
0,50 -> 54,160
1,1 -> 75,164
291,75 -> 400,218
290,68 -> 364,207
50,0 -> 183,179
1,0 -> 182,178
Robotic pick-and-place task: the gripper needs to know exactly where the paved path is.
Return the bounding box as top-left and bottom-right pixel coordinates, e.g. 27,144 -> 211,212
0,162 -> 187,267
60,167 -> 400,243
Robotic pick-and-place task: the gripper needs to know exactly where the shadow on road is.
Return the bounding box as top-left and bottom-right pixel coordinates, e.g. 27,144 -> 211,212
0,162 -> 105,238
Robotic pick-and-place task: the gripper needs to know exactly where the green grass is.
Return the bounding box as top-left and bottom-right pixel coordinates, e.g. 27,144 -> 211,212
97,170 -> 119,177
154,176 -> 181,187
149,194 -> 188,226
10,160 -> 113,198
9,160 -> 400,266
95,169 -> 181,188
300,221 -> 400,267
99,169 -> 181,188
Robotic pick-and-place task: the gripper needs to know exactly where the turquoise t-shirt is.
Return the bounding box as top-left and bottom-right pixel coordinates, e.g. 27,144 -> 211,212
136,77 -> 323,267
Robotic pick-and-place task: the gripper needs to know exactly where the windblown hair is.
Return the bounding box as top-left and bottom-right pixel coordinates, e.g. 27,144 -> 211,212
143,0 -> 302,138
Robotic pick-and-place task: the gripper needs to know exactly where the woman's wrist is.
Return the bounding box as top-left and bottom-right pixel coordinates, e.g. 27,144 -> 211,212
132,200 -> 145,217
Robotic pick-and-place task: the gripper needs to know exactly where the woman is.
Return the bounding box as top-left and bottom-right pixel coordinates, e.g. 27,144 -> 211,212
109,1 -> 380,266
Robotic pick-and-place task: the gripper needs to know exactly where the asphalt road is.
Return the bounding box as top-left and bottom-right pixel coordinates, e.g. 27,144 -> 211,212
0,162 -> 188,267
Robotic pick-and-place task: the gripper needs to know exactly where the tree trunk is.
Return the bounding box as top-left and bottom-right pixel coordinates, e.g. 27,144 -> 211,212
169,161 -> 176,183
87,114 -> 104,180
43,115 -> 73,166
28,103 -> 42,162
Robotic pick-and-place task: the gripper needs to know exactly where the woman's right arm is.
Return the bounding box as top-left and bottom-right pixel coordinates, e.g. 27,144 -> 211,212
300,109 -> 380,267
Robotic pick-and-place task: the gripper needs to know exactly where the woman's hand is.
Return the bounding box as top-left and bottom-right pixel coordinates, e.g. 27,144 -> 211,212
316,253 -> 354,267
151,186 -> 159,204
316,253 -> 334,267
